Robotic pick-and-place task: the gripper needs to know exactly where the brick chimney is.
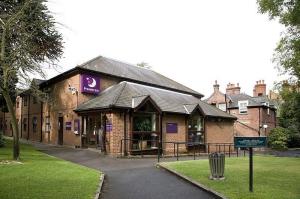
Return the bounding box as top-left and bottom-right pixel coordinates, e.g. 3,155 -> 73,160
226,82 -> 241,95
213,80 -> 220,92
253,80 -> 266,97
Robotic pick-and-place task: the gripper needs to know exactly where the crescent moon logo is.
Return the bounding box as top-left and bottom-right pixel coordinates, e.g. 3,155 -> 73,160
87,77 -> 97,88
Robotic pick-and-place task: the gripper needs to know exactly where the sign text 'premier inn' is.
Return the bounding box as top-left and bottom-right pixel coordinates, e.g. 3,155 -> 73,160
80,74 -> 100,94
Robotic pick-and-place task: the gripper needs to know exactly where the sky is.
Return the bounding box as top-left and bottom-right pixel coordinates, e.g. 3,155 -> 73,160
46,0 -> 284,98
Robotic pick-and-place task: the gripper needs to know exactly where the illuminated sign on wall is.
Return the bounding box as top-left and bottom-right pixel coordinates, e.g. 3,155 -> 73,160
80,74 -> 100,94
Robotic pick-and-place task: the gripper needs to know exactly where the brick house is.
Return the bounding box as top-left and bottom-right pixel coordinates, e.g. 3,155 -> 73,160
206,80 -> 277,137
0,56 -> 236,155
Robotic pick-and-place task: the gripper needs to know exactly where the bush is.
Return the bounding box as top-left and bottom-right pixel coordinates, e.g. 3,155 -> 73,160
288,133 -> 300,148
268,127 -> 289,150
0,130 -> 5,147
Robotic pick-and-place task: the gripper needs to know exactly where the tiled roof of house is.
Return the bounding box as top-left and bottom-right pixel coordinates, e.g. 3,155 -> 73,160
75,81 -> 236,119
76,55 -> 203,97
228,93 -> 276,109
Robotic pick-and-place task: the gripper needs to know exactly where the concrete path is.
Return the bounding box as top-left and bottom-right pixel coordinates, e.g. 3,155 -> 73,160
34,143 -> 216,199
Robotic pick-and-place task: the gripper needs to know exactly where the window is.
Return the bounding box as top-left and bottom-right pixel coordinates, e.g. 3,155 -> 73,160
132,113 -> 157,150
23,96 -> 28,107
32,117 -> 38,132
218,103 -> 226,112
16,101 -> 20,108
45,116 -> 50,132
188,114 -> 204,145
23,118 -> 27,132
238,100 -> 248,114
133,113 -> 156,132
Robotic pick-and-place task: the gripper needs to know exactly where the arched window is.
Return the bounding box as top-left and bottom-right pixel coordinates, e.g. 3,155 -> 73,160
188,114 -> 204,145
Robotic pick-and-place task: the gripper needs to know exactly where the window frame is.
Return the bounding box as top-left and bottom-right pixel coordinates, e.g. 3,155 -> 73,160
238,100 -> 248,114
187,114 -> 204,145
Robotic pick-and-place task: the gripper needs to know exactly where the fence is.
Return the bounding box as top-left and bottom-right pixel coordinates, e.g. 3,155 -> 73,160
120,138 -> 247,162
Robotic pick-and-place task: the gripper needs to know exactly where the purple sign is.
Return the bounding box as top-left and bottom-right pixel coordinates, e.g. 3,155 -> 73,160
166,123 -> 178,133
106,123 -> 112,132
80,74 -> 100,94
66,122 -> 72,131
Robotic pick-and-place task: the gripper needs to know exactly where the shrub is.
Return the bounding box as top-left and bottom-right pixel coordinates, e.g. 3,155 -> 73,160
268,127 -> 288,150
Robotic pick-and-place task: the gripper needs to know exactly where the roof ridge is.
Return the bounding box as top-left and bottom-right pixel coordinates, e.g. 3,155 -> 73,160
111,82 -> 128,106
77,55 -> 103,67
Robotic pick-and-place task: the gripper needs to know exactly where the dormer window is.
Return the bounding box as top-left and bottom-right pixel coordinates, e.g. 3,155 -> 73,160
238,100 -> 248,114
218,103 -> 226,112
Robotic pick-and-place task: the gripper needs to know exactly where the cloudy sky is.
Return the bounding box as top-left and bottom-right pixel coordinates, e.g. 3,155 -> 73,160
47,0 -> 283,97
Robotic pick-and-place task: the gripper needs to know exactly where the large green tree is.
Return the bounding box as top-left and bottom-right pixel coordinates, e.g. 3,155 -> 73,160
257,0 -> 300,147
0,0 -> 63,160
257,0 -> 300,80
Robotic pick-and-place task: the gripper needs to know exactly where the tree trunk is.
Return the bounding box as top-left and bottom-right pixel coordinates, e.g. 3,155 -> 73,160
2,90 -> 19,160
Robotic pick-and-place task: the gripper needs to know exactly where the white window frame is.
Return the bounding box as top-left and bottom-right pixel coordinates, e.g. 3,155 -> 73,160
238,100 -> 248,114
218,103 -> 226,112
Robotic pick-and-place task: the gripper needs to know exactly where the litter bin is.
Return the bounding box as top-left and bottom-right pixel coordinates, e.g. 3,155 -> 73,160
209,152 -> 225,180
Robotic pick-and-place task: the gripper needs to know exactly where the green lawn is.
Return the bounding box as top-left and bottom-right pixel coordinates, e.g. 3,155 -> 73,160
162,155 -> 300,199
0,139 -> 100,199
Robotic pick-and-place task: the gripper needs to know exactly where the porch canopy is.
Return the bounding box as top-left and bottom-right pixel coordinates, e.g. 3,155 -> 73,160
74,81 -> 237,120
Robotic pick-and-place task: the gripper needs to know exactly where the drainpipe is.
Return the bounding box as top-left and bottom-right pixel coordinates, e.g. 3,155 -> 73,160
160,113 -> 163,155
123,111 -> 127,156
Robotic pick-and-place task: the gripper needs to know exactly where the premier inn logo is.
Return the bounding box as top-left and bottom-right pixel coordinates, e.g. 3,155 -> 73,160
80,74 -> 100,94
86,77 -> 97,88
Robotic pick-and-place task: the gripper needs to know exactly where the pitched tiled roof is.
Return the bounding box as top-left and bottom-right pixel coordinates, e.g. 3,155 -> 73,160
75,81 -> 236,119
76,55 -> 203,97
228,93 -> 276,109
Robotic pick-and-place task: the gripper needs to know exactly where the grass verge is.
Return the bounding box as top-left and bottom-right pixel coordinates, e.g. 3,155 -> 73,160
162,155 -> 300,199
0,139 -> 100,199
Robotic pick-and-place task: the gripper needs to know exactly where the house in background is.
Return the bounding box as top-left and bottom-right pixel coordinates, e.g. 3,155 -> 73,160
206,80 -> 277,137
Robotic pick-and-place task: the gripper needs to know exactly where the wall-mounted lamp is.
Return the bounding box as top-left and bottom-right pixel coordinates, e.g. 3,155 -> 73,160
68,84 -> 78,95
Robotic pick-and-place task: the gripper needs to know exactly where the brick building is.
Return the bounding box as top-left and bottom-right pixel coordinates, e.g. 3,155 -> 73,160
206,80 -> 277,137
0,56 -> 236,155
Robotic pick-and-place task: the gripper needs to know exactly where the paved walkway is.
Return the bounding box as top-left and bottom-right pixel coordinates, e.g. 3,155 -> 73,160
34,143 -> 215,199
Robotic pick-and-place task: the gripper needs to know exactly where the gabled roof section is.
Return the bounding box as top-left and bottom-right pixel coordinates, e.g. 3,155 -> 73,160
76,55 -> 203,97
198,101 -> 236,119
75,81 -> 236,119
131,95 -> 148,109
133,95 -> 162,113
228,93 -> 276,109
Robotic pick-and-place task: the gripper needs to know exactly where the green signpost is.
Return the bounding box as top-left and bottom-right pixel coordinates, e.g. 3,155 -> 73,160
234,136 -> 267,192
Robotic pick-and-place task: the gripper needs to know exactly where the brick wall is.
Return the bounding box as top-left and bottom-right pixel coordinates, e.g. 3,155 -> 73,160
229,107 -> 276,136
162,114 -> 187,153
205,119 -> 234,152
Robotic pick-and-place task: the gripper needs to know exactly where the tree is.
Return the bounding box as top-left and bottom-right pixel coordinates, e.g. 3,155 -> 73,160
278,84 -> 300,147
257,0 -> 300,148
257,0 -> 300,80
0,0 -> 63,160
268,127 -> 289,150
